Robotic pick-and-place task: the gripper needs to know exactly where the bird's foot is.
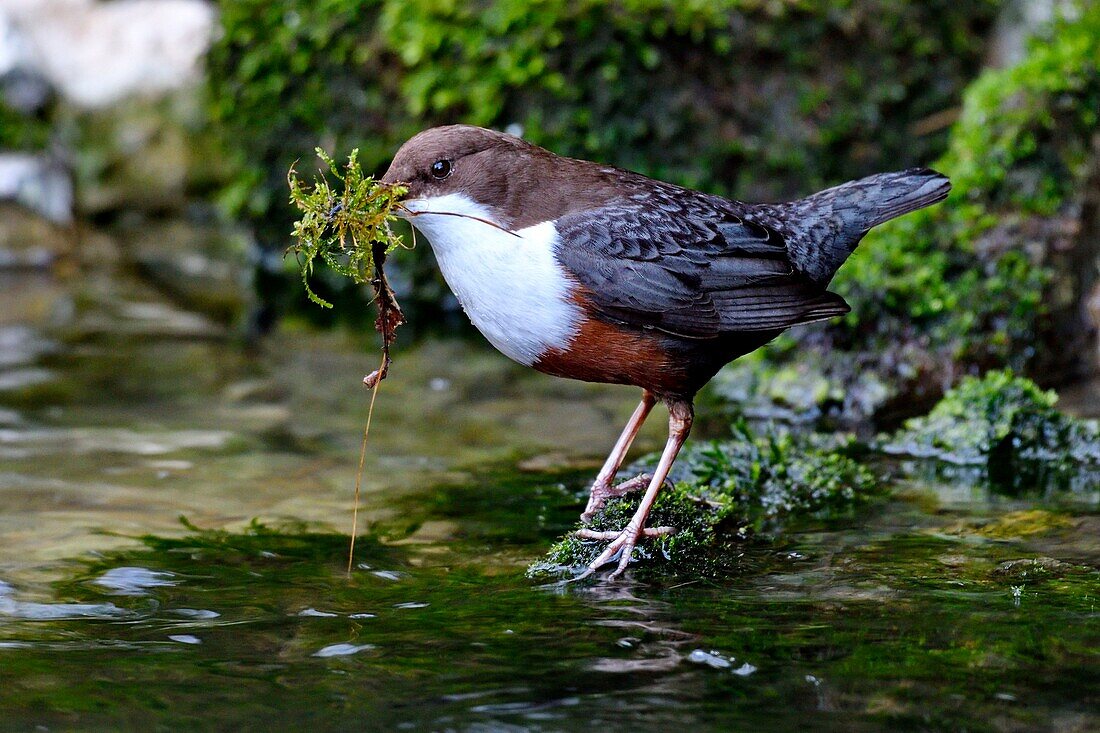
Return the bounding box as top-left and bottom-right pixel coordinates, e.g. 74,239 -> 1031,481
581,474 -> 666,523
574,523 -> 676,580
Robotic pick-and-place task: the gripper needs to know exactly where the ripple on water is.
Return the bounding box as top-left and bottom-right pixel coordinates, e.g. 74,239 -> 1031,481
0,580 -> 135,621
686,648 -> 756,676
168,635 -> 202,645
312,643 -> 375,658
93,567 -> 177,595
167,608 -> 220,620
370,570 -> 404,581
0,427 -> 237,457
297,608 -> 338,617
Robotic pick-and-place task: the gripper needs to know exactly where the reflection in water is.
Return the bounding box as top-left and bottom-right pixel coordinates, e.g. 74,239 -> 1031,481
0,579 -> 134,621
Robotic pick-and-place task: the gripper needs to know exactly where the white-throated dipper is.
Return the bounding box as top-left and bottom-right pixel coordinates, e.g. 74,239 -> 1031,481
381,124 -> 950,578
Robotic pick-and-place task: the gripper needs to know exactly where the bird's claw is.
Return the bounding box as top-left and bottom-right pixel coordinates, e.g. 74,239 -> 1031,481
581,473 -> 667,523
573,524 -> 676,580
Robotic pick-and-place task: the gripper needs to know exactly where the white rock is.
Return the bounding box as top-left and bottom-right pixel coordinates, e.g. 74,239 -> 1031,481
0,153 -> 72,222
0,0 -> 216,109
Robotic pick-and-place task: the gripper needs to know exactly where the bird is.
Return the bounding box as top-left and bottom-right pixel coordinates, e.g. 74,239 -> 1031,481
380,124 -> 950,579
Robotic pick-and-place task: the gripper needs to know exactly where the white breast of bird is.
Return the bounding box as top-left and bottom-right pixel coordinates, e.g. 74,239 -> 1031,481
403,193 -> 582,366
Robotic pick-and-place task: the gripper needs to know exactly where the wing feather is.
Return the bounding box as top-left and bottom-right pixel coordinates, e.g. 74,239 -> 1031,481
554,188 -> 849,339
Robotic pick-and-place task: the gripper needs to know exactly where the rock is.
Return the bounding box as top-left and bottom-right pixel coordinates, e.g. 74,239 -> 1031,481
113,216 -> 254,324
0,0 -> 215,109
880,371 -> 1100,467
0,202 -> 71,268
992,557 -> 1075,580
529,421 -> 878,579
0,154 -> 71,224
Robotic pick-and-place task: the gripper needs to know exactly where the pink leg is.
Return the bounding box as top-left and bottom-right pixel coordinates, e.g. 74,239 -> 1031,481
582,390 -> 657,522
577,400 -> 693,580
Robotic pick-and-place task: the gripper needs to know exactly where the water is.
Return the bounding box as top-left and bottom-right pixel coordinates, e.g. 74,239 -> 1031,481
1,262 -> 1098,731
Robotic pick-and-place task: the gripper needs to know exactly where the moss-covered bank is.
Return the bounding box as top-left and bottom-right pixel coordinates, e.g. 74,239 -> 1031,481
534,372 -> 1098,577
717,5 -> 1100,424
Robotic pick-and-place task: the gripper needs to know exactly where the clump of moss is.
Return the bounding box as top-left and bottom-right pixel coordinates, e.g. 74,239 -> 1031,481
287,148 -> 409,383
529,422 -> 877,578
881,371 -> 1100,486
881,371 -> 1099,463
287,147 -> 408,309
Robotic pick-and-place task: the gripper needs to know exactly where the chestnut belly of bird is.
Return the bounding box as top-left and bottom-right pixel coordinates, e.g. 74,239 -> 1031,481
533,304 -> 781,399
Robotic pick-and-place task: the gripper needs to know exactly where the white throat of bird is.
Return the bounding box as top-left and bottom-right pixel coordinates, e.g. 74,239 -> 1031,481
401,193 -> 581,365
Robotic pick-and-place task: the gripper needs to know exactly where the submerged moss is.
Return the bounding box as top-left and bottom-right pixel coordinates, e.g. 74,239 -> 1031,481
529,422 -> 877,578
952,509 -> 1075,540
881,370 -> 1100,469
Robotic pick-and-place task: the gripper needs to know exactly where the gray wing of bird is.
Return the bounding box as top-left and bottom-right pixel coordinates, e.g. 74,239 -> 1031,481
553,185 -> 850,339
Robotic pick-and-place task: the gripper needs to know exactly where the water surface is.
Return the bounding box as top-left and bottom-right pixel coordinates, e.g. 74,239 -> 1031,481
1,264 -> 1097,731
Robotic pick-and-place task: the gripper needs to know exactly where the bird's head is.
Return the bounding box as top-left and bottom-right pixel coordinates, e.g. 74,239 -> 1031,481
381,125 -> 542,224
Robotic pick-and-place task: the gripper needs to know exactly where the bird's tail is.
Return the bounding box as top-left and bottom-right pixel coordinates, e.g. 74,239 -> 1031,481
751,168 -> 951,285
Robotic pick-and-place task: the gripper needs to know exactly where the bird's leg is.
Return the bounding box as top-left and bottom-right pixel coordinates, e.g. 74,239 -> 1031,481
578,400 -> 693,580
581,390 -> 657,522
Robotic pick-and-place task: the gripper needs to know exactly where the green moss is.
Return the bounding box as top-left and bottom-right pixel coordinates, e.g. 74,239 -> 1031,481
881,370 -> 1100,489
286,147 -> 407,308
0,100 -> 50,150
882,370 -> 1099,462
529,421 -> 878,578
835,4 -> 1099,357
968,510 -> 1074,540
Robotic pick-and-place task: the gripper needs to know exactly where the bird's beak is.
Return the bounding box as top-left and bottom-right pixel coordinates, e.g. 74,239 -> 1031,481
379,162 -> 402,190
380,165 -> 413,217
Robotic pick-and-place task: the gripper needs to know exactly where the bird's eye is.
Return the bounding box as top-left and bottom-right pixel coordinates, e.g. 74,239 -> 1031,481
430,159 -> 452,179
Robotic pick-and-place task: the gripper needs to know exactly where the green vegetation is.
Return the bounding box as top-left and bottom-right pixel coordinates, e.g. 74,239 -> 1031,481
834,3 -> 1100,364
727,5 -> 1100,423
881,370 -> 1100,484
0,101 -> 50,150
287,148 -> 407,308
529,421 -> 877,578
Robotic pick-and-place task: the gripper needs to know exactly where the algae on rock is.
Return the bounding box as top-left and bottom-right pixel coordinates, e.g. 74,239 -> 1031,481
881,371 -> 1100,465
881,371 -> 1100,492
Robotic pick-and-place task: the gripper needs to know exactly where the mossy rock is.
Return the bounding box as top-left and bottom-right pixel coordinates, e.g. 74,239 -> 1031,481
880,370 -> 1100,490
529,422 -> 878,579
